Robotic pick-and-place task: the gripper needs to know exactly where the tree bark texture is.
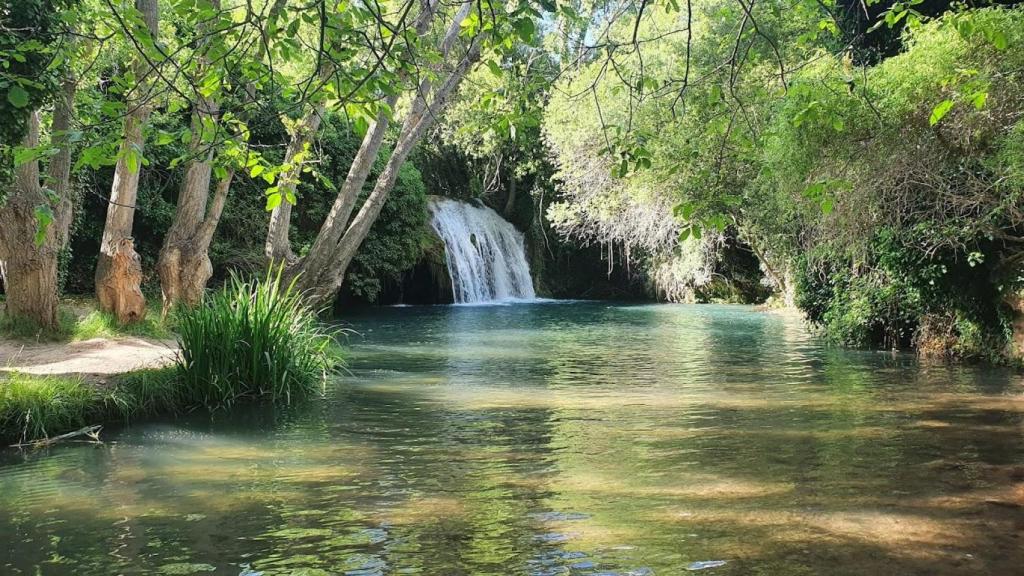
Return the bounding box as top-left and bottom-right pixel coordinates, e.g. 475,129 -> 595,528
95,0 -> 159,324
156,0 -> 231,315
0,75 -> 76,331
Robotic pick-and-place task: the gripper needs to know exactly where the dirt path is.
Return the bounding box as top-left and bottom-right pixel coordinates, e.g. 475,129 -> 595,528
0,337 -> 178,382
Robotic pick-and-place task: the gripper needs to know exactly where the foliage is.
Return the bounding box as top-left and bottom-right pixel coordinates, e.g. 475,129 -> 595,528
763,7 -> 1024,357
0,366 -> 178,444
543,2 -> 1024,358
175,268 -> 342,410
0,0 -> 70,188
0,372 -> 94,442
0,306 -> 170,341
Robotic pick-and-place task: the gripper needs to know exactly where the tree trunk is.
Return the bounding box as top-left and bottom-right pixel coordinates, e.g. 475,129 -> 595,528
274,2 -> 475,307
156,0 -> 232,315
264,104 -> 325,264
157,171 -> 232,314
504,169 -> 517,217
291,0 -> 447,282
266,0 -> 449,276
95,0 -> 159,324
297,34 -> 484,307
1007,292 -> 1024,362
0,73 -> 76,332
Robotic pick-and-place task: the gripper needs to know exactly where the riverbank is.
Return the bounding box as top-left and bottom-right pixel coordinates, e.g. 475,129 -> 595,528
0,365 -> 181,446
1,276 -> 342,445
0,311 -> 183,445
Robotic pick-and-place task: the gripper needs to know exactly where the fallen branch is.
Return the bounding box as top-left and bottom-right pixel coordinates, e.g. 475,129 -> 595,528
11,424 -> 103,449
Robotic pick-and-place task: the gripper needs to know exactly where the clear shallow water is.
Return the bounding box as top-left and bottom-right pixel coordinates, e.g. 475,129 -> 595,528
2,302 -> 1023,575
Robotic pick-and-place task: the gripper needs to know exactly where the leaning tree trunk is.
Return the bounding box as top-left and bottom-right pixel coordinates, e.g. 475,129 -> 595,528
287,0 -> 448,282
0,77 -> 76,331
272,1 -> 476,307
265,0 -> 449,288
95,0 -> 159,324
296,33 -> 484,307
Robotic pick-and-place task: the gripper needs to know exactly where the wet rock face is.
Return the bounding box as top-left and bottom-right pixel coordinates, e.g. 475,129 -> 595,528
363,227 -> 454,306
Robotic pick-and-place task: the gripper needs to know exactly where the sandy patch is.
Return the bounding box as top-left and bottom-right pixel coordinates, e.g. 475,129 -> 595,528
0,336 -> 178,381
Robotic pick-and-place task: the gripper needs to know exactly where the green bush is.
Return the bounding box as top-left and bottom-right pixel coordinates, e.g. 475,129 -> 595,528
795,228 -> 1011,359
175,269 -> 342,409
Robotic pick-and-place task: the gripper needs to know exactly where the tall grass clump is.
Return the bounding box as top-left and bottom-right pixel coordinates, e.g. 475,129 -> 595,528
0,368 -> 182,444
175,269 -> 342,410
0,373 -> 96,443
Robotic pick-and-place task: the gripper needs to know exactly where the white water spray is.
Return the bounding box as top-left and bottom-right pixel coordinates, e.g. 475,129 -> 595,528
428,197 -> 536,303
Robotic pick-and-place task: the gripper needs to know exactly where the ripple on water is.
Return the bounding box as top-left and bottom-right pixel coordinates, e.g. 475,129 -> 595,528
1,302 -> 1023,575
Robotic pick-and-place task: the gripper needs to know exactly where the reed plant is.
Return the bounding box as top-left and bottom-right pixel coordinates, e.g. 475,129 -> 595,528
175,268 -> 342,410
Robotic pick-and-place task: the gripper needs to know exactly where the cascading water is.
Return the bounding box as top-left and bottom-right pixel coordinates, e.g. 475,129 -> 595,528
428,197 -> 536,303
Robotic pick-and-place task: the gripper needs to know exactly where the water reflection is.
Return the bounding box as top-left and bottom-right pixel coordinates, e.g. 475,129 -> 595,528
1,302 -> 1022,575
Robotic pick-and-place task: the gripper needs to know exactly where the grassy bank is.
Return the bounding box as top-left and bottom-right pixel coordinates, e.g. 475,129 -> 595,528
0,368 -> 180,445
1,273 -> 343,446
0,305 -> 172,342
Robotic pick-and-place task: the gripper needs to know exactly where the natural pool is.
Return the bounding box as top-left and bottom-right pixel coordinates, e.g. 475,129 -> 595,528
1,302 -> 1022,575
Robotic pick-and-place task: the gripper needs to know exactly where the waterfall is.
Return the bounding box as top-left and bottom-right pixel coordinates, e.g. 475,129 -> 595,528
428,197 -> 537,304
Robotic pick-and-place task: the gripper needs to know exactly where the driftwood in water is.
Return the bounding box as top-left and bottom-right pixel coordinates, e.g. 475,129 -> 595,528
10,424 -> 103,449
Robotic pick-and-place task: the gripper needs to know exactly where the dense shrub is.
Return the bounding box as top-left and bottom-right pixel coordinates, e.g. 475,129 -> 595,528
796,229 -> 1011,359
175,269 -> 342,409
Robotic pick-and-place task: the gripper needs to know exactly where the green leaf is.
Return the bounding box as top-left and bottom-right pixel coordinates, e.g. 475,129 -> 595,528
265,192 -> 282,211
514,18 -> 536,43
7,85 -> 29,108
250,164 -> 264,178
13,146 -> 40,167
803,181 -> 826,199
33,204 -> 54,246
820,196 -> 835,215
990,29 -> 1008,51
929,99 -> 954,126
971,91 -> 988,110
125,146 -> 140,173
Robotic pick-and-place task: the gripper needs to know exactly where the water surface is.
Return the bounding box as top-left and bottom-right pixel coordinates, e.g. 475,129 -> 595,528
2,303 -> 1023,575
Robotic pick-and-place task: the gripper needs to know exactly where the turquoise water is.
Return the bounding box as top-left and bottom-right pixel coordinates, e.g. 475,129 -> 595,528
1,302 -> 1023,575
